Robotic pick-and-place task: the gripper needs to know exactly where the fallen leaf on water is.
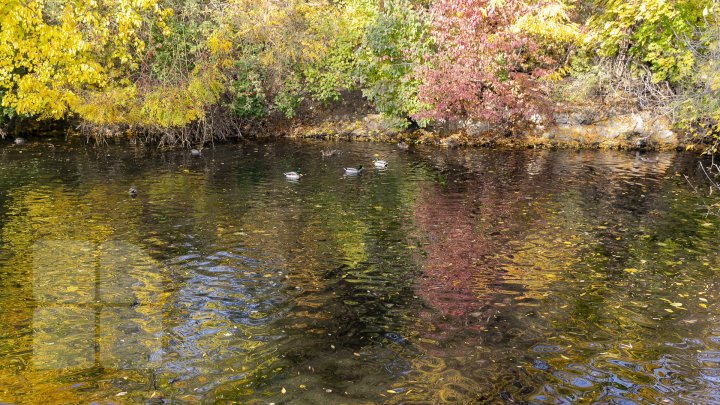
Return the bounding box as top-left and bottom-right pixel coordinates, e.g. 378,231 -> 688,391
281,387 -> 286,394
116,392 -> 127,397
700,303 -> 707,309
624,268 -> 638,274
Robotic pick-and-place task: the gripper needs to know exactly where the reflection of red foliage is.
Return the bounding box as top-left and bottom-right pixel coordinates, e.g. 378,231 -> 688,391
414,186 -> 501,322
413,170 -> 547,325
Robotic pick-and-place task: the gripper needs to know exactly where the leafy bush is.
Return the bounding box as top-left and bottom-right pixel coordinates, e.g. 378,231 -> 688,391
3,0 -> 720,145
671,7 -> 720,140
416,0 -> 561,124
231,54 -> 267,119
587,0 -> 708,84
356,0 -> 433,125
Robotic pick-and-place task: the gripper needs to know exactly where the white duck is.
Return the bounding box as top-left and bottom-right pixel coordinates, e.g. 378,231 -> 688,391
344,165 -> 363,175
284,170 -> 303,180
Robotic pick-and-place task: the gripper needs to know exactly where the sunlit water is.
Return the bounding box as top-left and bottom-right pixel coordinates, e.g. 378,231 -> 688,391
0,139 -> 719,403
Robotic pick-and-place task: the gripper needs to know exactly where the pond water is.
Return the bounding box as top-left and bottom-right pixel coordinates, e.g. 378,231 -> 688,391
0,140 -> 719,403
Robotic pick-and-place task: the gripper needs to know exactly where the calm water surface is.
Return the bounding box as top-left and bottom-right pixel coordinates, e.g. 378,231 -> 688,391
0,140 -> 719,403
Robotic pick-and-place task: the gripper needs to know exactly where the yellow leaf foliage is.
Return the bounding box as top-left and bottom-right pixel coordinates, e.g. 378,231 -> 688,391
512,1 -> 582,46
0,0 -> 168,119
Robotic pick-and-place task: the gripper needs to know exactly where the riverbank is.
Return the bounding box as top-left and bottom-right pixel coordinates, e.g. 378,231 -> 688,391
284,98 -> 688,151
0,94 -> 695,152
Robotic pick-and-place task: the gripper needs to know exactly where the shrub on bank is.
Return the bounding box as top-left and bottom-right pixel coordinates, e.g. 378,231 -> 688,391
0,0 -> 718,147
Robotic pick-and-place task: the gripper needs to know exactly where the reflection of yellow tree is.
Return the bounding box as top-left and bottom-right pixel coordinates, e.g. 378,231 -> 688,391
192,169 -> 427,400
395,150 -> 688,402
0,186 -> 104,402
485,152 -> 720,403
501,202 -> 585,301
0,184 -> 168,403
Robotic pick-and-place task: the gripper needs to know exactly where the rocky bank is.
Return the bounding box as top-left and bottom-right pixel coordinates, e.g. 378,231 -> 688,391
286,95 -> 688,150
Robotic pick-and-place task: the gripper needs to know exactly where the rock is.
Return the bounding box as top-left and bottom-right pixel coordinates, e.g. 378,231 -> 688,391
650,116 -> 676,145
443,118 -> 464,133
351,127 -> 367,138
553,109 -> 597,126
363,114 -> 402,137
364,115 -> 382,133
655,129 -> 675,142
14,138 -> 25,145
440,136 -> 461,148
573,111 -> 596,125
553,113 -> 571,125
463,120 -> 491,137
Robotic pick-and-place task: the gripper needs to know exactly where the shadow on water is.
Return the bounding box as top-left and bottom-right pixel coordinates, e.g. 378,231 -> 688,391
0,140 -> 719,403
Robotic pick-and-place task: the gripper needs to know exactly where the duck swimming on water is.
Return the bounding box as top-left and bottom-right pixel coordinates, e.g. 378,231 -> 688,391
321,149 -> 339,158
636,151 -> 659,163
284,170 -> 303,180
344,165 -> 363,175
128,186 -> 138,198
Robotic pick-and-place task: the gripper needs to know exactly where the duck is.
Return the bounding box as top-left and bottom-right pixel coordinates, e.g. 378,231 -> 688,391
128,186 -> 138,198
397,141 -> 409,150
639,156 -> 659,163
635,151 -> 659,163
321,149 -> 339,158
344,165 -> 363,175
190,148 -> 202,157
284,170 -> 303,180
373,159 -> 388,168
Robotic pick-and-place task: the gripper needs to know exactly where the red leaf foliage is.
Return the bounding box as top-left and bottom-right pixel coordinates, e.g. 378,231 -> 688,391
416,0 -> 555,124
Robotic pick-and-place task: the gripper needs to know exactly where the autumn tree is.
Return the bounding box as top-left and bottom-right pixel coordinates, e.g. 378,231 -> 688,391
0,0 -> 171,120
416,0 -> 567,125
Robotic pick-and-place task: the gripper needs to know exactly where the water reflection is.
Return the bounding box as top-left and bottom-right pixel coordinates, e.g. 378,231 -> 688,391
0,141 -> 718,403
